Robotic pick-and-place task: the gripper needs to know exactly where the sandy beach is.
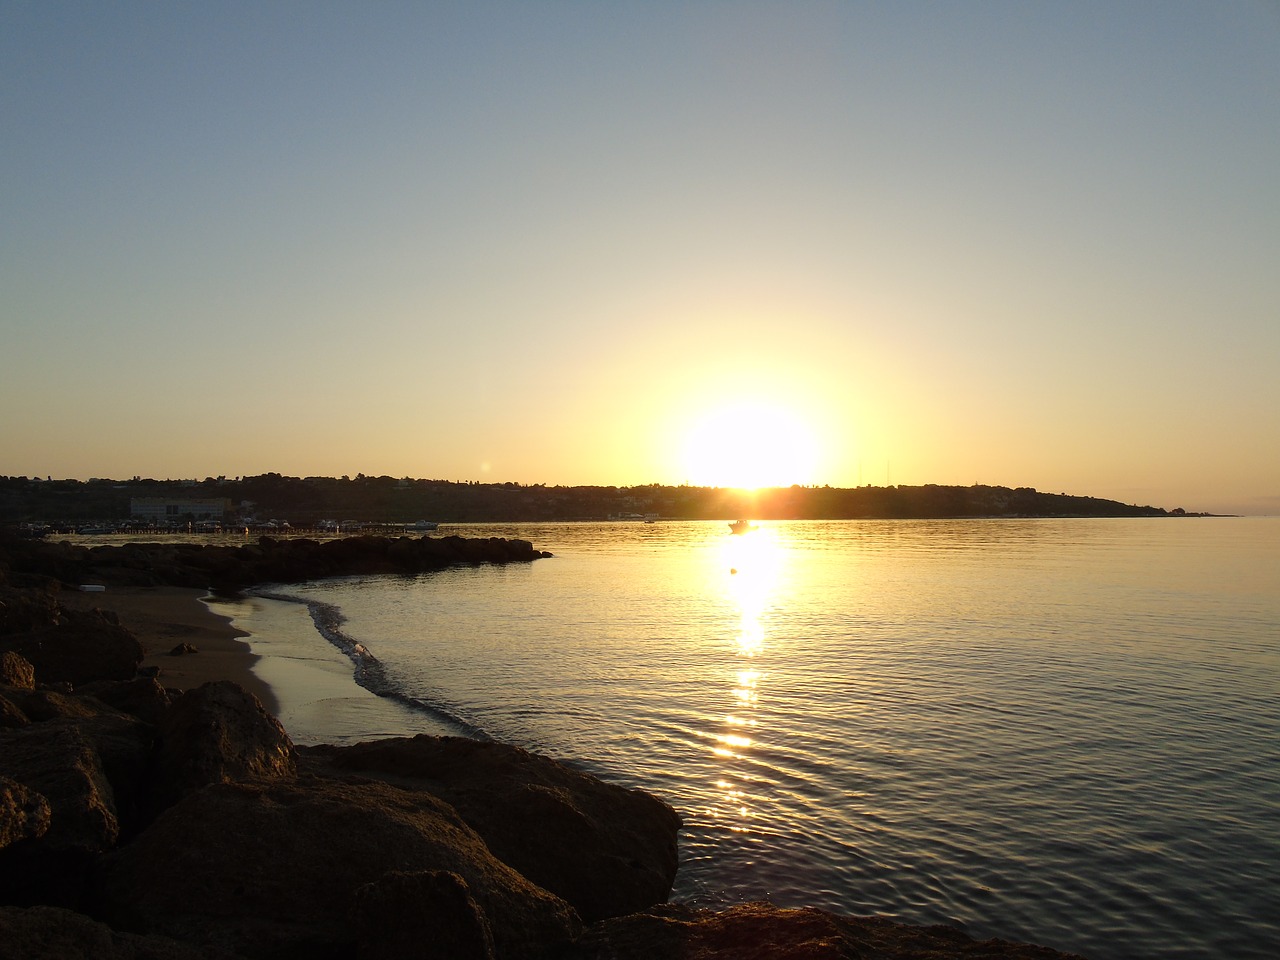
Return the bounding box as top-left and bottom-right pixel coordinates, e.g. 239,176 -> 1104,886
58,584 -> 280,713
57,581 -> 459,745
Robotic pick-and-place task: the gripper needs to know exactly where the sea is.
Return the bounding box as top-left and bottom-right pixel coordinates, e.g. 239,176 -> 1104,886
206,518 -> 1279,960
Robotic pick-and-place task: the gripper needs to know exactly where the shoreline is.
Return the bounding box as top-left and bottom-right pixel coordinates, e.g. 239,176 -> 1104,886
32,533 -> 553,733
62,580 -> 462,747
201,589 -> 461,745
58,584 -> 280,714
2,533 -> 1097,959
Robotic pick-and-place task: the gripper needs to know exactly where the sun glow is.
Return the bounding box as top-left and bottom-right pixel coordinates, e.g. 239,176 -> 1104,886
680,399 -> 820,489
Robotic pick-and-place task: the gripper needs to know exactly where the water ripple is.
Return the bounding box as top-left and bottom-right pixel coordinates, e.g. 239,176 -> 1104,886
276,519 -> 1280,960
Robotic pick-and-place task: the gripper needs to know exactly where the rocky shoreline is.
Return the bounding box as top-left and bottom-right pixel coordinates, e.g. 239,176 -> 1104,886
2,534 -> 1086,959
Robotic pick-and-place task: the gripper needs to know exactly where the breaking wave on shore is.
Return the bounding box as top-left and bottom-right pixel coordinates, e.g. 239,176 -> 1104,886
249,586 -> 491,742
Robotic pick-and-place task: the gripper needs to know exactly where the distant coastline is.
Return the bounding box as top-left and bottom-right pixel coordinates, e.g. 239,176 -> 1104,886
0,476 -> 1212,532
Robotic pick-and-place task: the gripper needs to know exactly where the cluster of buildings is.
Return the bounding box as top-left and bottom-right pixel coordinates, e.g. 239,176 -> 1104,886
128,497 -> 232,525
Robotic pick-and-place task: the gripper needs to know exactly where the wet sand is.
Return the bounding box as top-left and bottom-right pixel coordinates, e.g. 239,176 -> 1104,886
59,583 -> 458,745
58,584 -> 279,713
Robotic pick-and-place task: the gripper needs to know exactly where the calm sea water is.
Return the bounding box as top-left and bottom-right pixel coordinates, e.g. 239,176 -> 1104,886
219,518 -> 1279,960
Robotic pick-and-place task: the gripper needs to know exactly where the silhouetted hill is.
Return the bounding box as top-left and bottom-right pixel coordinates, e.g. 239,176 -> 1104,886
0,475 -> 1189,528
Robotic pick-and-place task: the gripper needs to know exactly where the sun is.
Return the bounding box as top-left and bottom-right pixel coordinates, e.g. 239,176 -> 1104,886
681,399 -> 820,489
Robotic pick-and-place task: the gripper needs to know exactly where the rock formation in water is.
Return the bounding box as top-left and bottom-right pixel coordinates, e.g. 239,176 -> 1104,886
2,532 -> 552,594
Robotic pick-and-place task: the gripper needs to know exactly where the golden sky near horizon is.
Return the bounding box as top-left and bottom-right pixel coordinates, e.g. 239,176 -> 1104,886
2,3 -> 1278,515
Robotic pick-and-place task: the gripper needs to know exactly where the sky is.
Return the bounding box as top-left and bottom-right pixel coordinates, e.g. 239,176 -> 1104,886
2,1 -> 1278,515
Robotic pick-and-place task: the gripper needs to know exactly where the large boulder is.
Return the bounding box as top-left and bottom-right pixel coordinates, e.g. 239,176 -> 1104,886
1,608 -> 144,686
77,677 -> 173,727
0,693 -> 27,729
0,776 -> 51,850
149,681 -> 296,812
0,651 -> 35,690
299,736 -> 682,923
562,902 -> 1089,960
353,870 -> 496,960
6,687 -> 102,723
0,711 -> 152,855
0,585 -> 61,636
0,709 -> 153,906
0,905 -> 238,960
95,777 -> 581,960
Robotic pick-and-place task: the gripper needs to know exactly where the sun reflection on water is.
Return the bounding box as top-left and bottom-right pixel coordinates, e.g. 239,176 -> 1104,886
709,525 -> 786,832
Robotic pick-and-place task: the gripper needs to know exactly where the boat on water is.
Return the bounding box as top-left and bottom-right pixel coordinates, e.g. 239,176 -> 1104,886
728,519 -> 755,534
409,520 -> 439,531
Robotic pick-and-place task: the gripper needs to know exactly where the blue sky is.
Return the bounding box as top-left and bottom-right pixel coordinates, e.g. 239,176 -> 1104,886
3,1 -> 1278,514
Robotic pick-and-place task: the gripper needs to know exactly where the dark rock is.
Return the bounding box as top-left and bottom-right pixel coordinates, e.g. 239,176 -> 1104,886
0,904 -> 239,960
0,775 -> 51,850
1,670 -> 151,729
7,688 -> 100,722
562,902 -> 1089,960
0,727 -> 116,855
0,651 -> 35,690
0,693 -> 27,729
1,608 -> 144,686
0,538 -> 88,588
0,585 -> 61,636
299,735 -> 682,923
353,870 -> 496,960
0,709 -> 153,906
0,713 -> 150,854
95,777 -> 580,960
77,677 -> 173,727
168,643 -> 198,656
150,681 -> 296,812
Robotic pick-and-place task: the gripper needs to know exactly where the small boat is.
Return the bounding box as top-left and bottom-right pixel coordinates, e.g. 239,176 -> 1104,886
728,519 -> 755,535
409,520 -> 439,531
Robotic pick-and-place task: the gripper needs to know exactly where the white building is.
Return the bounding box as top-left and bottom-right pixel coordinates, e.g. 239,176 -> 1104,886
130,497 -> 231,523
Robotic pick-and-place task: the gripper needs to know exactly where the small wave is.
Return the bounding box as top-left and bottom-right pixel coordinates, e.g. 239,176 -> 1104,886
249,586 -> 492,741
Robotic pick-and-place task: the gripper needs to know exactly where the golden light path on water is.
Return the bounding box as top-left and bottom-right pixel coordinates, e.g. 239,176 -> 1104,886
712,525 -> 788,832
